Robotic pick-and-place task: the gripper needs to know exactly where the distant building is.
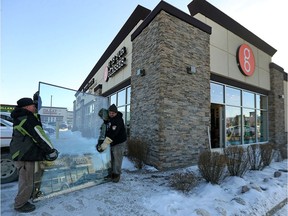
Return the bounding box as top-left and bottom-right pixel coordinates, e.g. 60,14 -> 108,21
0,104 -> 15,113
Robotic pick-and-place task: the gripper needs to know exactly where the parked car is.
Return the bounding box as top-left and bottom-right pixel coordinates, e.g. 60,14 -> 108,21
0,118 -> 18,184
42,123 -> 55,134
0,111 -> 13,123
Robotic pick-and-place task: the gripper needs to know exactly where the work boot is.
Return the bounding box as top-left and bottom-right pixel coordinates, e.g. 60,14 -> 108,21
112,174 -> 120,183
104,173 -> 113,180
15,202 -> 36,213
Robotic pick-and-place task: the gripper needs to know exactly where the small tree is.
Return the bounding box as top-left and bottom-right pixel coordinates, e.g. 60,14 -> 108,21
247,144 -> 263,170
169,172 -> 199,193
224,146 -> 250,177
260,143 -> 274,167
198,151 -> 227,184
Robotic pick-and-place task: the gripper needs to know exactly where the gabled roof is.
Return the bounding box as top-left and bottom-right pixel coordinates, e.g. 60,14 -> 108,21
188,0 -> 277,56
131,1 -> 211,41
78,5 -> 151,92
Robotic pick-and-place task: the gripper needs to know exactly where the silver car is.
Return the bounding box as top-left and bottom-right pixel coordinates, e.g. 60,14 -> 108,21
0,118 -> 18,184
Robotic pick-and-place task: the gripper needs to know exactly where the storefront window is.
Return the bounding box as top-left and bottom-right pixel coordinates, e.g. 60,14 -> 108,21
256,94 -> 268,109
226,106 -> 241,145
242,91 -> 255,108
110,94 -> 117,105
211,81 -> 268,147
243,108 -> 256,144
211,83 -> 224,104
127,87 -> 131,104
257,110 -> 268,142
117,90 -> 126,106
226,87 -> 241,106
108,86 -> 131,126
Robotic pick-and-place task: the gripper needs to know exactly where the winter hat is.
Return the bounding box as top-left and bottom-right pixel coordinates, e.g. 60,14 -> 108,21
98,108 -> 109,121
17,97 -> 35,108
108,104 -> 118,113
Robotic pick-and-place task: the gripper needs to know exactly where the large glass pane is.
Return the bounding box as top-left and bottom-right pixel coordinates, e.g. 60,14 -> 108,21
257,110 -> 268,142
35,82 -> 110,199
242,91 -> 255,108
210,83 -> 224,104
226,106 -> 241,145
226,87 -> 241,106
243,108 -> 256,144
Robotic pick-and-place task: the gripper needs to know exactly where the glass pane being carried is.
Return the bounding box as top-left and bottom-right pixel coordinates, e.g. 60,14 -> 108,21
34,82 -> 110,199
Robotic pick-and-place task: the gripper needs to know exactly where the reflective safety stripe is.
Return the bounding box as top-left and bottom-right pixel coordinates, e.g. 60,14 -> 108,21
12,150 -> 20,160
14,119 -> 37,143
35,125 -> 53,148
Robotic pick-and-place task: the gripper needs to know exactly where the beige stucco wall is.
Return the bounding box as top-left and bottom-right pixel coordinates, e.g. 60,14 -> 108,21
194,14 -> 271,91
86,22 -> 143,94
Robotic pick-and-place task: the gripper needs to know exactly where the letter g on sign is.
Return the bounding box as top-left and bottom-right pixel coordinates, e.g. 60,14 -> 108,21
237,44 -> 255,76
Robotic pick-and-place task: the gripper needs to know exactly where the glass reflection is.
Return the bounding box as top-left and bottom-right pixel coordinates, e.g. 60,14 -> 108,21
243,108 -> 256,144
226,106 -> 241,145
226,87 -> 240,106
35,82 -> 110,198
210,83 -> 224,104
257,110 -> 268,142
242,91 -> 255,108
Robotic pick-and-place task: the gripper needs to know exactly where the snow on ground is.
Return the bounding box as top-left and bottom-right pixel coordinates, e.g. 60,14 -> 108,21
1,158 -> 287,216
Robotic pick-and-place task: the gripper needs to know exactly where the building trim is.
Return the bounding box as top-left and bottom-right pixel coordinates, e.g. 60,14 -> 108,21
211,73 -> 269,95
101,79 -> 131,97
78,5 -> 151,92
188,0 -> 277,56
131,1 -> 211,41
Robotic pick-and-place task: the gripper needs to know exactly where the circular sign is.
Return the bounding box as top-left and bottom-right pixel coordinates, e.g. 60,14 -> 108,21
104,66 -> 109,82
237,44 -> 255,76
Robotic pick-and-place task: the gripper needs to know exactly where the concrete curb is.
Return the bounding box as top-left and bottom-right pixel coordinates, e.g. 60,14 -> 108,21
265,197 -> 288,216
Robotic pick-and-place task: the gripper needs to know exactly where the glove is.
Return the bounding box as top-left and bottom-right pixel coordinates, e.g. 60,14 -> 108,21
99,137 -> 112,152
45,149 -> 59,161
96,140 -> 104,153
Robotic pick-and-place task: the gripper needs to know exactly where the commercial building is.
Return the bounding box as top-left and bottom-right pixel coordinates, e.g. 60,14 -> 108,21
78,0 -> 287,169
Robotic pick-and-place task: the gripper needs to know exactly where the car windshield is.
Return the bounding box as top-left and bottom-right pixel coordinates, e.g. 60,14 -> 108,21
0,112 -> 13,123
0,118 -> 13,127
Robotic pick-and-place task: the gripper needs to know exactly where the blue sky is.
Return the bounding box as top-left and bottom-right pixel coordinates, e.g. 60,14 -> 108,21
1,0 -> 287,105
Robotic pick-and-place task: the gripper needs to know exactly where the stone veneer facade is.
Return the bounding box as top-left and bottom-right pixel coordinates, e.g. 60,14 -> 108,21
130,11 -> 210,170
268,63 -> 287,157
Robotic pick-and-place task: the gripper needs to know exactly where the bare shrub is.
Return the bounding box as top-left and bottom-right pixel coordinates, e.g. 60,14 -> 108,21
224,146 -> 250,177
198,151 -> 227,184
260,143 -> 274,167
247,144 -> 263,170
127,139 -> 148,169
169,172 -> 199,193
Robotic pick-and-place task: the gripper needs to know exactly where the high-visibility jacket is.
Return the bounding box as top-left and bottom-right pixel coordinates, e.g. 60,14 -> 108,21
10,107 -> 54,161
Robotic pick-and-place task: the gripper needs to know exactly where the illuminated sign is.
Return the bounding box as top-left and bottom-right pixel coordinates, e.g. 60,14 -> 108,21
105,47 -> 127,82
237,44 -> 255,76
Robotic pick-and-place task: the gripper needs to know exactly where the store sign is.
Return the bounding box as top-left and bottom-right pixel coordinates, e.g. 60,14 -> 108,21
42,108 -> 59,115
105,46 -> 127,82
237,44 -> 255,76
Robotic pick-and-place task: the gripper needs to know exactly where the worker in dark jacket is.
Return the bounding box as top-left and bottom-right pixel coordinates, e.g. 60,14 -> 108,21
96,108 -> 109,152
10,97 -> 58,213
98,104 -> 127,183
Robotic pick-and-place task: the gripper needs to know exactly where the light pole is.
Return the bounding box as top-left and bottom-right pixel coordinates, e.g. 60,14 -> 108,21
50,95 -> 53,123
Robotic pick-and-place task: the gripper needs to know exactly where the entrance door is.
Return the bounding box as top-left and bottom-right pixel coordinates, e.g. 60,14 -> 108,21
210,104 -> 225,148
